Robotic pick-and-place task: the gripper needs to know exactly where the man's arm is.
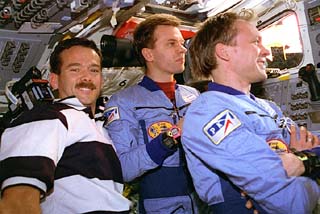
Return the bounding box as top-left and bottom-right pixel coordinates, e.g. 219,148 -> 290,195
105,95 -> 170,182
0,186 -> 41,214
279,152 -> 305,176
182,98 -> 320,214
289,124 -> 320,178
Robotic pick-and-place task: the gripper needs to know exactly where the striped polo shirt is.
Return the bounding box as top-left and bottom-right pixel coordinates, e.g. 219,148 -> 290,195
0,97 -> 131,213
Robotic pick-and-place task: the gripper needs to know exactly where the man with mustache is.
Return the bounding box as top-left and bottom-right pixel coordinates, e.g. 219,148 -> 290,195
0,38 -> 131,213
181,12 -> 320,214
104,14 -> 200,213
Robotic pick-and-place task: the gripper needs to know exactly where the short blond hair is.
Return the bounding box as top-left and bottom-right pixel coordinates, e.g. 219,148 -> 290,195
189,11 -> 255,78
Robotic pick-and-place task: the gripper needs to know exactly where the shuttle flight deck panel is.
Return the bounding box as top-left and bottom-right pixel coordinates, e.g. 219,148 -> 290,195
262,72 -> 320,132
304,0 -> 320,68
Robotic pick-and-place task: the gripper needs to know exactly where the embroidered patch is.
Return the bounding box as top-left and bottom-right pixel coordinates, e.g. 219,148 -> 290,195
148,121 -> 172,139
267,139 -> 289,153
104,107 -> 120,125
203,110 -> 241,145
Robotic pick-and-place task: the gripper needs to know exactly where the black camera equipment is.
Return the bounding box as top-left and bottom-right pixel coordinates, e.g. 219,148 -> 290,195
291,148 -> 320,178
100,34 -> 142,68
0,66 -> 54,135
161,126 -> 181,150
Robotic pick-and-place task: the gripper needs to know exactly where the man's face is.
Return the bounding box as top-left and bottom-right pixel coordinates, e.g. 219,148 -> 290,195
51,45 -> 103,109
144,25 -> 187,79
229,20 -> 270,84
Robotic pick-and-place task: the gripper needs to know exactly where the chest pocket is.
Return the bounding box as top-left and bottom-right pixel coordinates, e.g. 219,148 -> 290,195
135,103 -> 190,143
245,110 -> 283,141
135,106 -> 175,144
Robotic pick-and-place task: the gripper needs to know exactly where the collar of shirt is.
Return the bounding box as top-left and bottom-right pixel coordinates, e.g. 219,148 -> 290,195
55,96 -> 94,119
139,76 -> 178,92
207,82 -> 256,100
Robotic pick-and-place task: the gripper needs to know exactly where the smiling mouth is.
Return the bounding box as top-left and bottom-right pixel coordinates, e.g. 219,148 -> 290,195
78,87 -> 93,91
257,59 -> 267,67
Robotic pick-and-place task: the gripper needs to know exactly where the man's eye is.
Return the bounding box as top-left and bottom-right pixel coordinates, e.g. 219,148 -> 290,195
254,40 -> 260,45
168,42 -> 176,47
91,69 -> 100,73
254,38 -> 262,45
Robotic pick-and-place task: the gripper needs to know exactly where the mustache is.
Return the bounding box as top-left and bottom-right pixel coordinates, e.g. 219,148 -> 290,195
75,82 -> 97,90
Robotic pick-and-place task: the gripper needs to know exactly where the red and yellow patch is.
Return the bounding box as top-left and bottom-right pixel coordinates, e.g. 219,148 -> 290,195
267,139 -> 289,153
148,121 -> 173,139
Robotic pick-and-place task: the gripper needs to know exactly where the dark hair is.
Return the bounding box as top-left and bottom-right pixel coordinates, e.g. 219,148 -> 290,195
189,11 -> 254,78
50,37 -> 102,74
133,13 -> 182,66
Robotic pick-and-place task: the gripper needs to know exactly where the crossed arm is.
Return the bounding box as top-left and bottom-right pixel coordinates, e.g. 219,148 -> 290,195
280,125 -> 320,177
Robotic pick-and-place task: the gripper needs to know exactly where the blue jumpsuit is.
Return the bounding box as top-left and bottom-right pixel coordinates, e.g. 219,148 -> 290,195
104,76 -> 200,214
182,82 -> 320,214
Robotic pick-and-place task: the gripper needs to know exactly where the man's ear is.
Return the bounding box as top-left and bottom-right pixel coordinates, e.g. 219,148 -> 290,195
141,48 -> 153,62
49,73 -> 59,90
215,43 -> 229,61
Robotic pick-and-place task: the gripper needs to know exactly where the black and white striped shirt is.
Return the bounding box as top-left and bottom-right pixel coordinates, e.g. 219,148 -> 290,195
0,97 -> 131,213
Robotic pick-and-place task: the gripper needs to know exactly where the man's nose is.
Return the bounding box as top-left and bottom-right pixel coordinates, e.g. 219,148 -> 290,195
261,44 -> 270,57
180,44 -> 187,53
80,69 -> 92,81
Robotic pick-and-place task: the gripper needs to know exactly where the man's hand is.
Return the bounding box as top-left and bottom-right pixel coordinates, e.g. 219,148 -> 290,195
279,152 -> 305,176
290,125 -> 319,151
241,192 -> 259,214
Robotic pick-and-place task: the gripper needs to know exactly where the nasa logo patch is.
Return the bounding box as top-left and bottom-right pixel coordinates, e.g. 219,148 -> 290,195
104,106 -> 120,125
203,110 -> 241,145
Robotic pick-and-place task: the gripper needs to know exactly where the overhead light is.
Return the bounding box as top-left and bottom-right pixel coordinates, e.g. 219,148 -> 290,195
205,0 -> 243,16
69,24 -> 84,33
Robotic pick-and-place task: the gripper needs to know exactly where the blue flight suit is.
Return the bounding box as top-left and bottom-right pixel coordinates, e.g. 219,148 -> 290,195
104,76 -> 200,214
182,82 -> 320,214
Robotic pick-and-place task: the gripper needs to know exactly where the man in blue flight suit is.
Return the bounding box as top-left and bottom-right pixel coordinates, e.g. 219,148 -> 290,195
104,14 -> 200,213
182,11 -> 320,214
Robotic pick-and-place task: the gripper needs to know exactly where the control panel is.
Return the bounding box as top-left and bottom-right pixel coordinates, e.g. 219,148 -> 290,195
0,31 -> 51,95
259,71 -> 320,132
304,0 -> 320,68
